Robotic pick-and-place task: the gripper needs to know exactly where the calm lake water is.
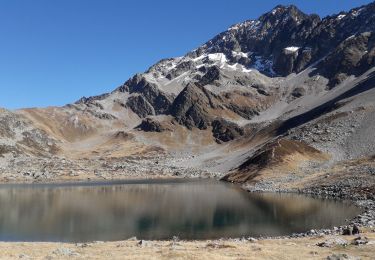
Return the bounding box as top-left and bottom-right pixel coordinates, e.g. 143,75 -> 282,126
0,179 -> 360,242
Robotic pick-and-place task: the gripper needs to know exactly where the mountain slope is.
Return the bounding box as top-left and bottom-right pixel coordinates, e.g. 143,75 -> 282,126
1,2 -> 375,190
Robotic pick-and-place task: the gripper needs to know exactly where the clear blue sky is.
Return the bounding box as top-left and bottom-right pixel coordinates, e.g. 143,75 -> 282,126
0,0 -> 372,109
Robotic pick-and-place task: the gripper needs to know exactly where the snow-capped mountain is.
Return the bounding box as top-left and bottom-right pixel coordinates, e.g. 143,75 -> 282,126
2,2 -> 375,187
68,2 -> 375,141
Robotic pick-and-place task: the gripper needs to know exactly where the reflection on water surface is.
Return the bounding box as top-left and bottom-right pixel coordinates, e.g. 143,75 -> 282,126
0,179 -> 360,242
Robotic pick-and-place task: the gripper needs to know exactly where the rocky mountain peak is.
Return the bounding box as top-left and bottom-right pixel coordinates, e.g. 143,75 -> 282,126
68,1 -> 375,142
259,4 -> 308,24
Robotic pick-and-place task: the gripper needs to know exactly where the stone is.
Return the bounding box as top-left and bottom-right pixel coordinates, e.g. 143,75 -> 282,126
351,236 -> 369,245
326,253 -> 356,260
247,237 -> 258,243
317,238 -> 348,247
137,240 -> 149,247
75,243 -> 89,248
52,248 -> 79,257
291,87 -> 306,98
352,225 -> 360,235
342,227 -> 352,235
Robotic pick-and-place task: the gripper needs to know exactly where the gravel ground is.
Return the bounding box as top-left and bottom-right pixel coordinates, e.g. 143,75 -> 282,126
0,153 -> 225,183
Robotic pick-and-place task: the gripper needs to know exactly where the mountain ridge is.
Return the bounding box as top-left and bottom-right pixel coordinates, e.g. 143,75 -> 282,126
0,2 -> 374,197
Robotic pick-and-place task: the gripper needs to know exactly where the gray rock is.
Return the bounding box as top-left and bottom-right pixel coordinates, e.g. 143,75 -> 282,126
352,225 -> 360,235
170,84 -> 214,129
136,118 -> 173,132
247,237 -> 258,243
137,240 -> 150,247
126,95 -> 155,118
326,253 -> 359,260
211,119 -> 244,143
52,248 -> 79,257
342,226 -> 352,236
351,236 -> 369,245
317,237 -> 348,247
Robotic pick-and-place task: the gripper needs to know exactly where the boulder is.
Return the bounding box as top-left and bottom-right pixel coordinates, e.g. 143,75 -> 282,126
291,87 -> 306,98
351,236 -> 369,245
317,238 -> 348,248
352,225 -> 360,235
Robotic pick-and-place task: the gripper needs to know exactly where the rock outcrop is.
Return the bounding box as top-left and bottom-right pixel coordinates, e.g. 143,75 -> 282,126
136,118 -> 173,132
211,119 -> 244,143
170,84 -> 214,130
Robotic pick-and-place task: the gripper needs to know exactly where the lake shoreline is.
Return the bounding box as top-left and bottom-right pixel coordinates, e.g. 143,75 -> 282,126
0,174 -> 374,259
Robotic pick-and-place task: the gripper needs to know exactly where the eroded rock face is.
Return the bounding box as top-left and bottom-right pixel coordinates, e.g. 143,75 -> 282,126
170,84 -> 214,130
197,66 -> 222,87
120,74 -> 174,116
212,119 -> 244,143
129,77 -> 173,115
166,60 -> 195,80
274,47 -> 300,76
126,95 -> 155,118
315,32 -> 375,88
136,118 -> 173,132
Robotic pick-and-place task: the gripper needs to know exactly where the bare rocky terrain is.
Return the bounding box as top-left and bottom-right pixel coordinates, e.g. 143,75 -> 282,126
1,0 -> 375,203
1,2 -> 375,257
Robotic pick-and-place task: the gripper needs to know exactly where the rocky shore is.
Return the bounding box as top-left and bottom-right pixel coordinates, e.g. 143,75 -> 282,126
243,184 -> 375,240
0,156 -> 374,259
1,136 -> 374,260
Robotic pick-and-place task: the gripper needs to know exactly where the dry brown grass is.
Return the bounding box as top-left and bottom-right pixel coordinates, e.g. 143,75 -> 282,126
0,232 -> 374,259
224,138 -> 329,183
19,108 -> 99,142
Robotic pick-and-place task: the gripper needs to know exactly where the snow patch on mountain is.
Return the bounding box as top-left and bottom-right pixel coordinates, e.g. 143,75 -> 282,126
284,46 -> 300,53
208,53 -> 227,64
351,7 -> 364,17
232,51 -> 248,58
253,56 -> 276,76
225,63 -> 253,73
228,20 -> 259,32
